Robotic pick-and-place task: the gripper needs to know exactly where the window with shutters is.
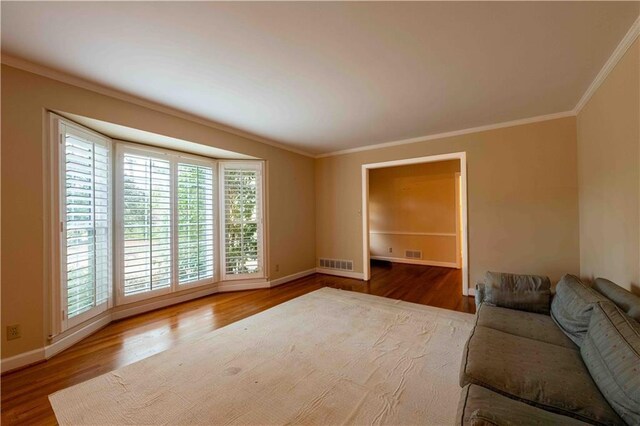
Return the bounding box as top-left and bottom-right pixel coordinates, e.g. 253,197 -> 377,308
120,151 -> 173,299
177,162 -> 215,285
115,145 -> 221,304
57,120 -> 112,330
220,162 -> 264,280
52,115 -> 266,330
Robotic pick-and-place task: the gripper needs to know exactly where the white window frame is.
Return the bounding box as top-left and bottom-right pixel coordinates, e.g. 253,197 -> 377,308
174,156 -> 218,288
115,143 -> 175,305
219,161 -> 265,281
53,116 -> 113,332
115,143 -> 219,305
49,114 -> 268,336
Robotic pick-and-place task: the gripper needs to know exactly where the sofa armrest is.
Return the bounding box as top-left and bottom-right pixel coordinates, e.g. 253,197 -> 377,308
480,271 -> 552,315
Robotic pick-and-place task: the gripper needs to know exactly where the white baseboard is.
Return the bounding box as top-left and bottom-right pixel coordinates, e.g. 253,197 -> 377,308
269,269 -> 316,287
0,347 -> 45,374
45,313 -> 112,358
315,268 -> 365,280
112,285 -> 219,320
217,279 -> 271,292
371,256 -> 458,269
2,269 -> 316,374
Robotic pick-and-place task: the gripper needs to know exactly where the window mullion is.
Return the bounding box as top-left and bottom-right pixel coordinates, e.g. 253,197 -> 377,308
171,157 -> 179,292
196,167 -> 201,281
91,143 -> 97,308
148,159 -> 153,291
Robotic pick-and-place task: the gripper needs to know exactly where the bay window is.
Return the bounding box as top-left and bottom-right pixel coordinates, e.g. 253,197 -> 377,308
52,115 -> 265,332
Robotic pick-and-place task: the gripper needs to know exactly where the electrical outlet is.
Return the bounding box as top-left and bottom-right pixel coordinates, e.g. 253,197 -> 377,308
275,264 -> 280,272
388,247 -> 393,253
6,324 -> 21,341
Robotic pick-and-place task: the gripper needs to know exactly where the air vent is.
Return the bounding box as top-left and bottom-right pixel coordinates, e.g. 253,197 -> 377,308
319,258 -> 353,271
405,250 -> 422,259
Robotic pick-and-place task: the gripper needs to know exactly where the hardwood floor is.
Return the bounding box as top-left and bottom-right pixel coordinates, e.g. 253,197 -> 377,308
1,263 -> 474,425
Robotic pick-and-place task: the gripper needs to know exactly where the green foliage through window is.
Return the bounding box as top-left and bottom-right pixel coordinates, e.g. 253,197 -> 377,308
177,164 -> 214,284
224,167 -> 261,276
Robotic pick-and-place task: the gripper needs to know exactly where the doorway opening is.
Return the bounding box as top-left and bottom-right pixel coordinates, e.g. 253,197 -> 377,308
361,153 -> 469,295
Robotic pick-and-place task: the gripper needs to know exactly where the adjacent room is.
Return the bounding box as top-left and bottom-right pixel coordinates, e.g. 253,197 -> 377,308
366,158 -> 467,310
1,1 -> 639,425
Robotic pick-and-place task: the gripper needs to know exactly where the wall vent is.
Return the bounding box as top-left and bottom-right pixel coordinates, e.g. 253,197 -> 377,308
319,258 -> 354,271
405,250 -> 422,259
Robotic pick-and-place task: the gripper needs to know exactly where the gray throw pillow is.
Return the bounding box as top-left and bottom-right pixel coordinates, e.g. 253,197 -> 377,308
483,271 -> 551,314
581,301 -> 640,425
592,278 -> 640,322
550,274 -> 608,346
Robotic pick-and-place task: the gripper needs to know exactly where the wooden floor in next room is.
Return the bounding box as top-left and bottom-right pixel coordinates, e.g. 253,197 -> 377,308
0,263 -> 474,425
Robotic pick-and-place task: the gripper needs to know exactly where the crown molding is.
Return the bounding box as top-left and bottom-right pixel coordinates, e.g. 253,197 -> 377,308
573,15 -> 640,114
0,54 -> 316,158
315,110 -> 575,159
4,10 -> 637,161
316,14 -> 639,159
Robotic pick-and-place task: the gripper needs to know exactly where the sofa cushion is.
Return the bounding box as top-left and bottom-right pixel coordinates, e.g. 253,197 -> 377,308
551,274 -> 608,346
592,278 -> 640,322
476,304 -> 576,349
460,326 -> 622,425
457,384 -> 589,426
581,301 -> 640,425
483,271 -> 551,314
475,283 -> 486,309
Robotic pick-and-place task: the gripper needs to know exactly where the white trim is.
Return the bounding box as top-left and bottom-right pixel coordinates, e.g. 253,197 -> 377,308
370,256 -> 458,269
51,115 -> 114,333
315,268 -> 364,280
269,268 -> 316,287
468,287 -> 476,297
217,279 -> 271,292
455,172 -> 462,269
317,111 -> 574,158
218,161 -> 266,281
111,284 -> 219,320
46,313 -> 112,358
574,15 -> 640,114
2,267 -> 318,374
0,348 -> 46,374
1,55 -> 315,159
369,231 -> 456,237
6,15 -> 639,162
4,54 -> 573,160
362,152 -> 469,295
362,166 -> 370,281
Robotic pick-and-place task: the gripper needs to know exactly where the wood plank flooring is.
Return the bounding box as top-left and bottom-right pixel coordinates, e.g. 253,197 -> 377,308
1,263 -> 474,425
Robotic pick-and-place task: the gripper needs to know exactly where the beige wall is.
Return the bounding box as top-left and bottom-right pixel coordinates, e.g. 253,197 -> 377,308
1,64 -> 316,358
577,39 -> 640,295
369,160 -> 460,265
316,117 -> 580,288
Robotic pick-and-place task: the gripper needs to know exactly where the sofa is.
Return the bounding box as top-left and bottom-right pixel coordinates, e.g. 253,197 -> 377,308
456,272 -> 640,425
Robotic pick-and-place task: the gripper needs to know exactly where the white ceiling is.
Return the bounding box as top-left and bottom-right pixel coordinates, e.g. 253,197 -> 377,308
2,2 -> 638,155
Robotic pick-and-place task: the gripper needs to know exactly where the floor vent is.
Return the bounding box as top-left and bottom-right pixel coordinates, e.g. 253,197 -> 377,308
405,250 -> 422,259
319,258 -> 354,271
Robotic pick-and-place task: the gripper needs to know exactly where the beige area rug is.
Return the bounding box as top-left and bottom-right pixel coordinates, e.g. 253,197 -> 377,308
49,288 -> 474,425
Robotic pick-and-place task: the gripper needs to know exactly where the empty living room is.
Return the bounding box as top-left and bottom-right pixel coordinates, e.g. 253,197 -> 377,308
2,1 -> 640,425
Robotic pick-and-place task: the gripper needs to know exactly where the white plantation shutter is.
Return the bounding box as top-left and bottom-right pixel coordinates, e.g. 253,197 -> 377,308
221,163 -> 264,279
53,116 -> 269,329
177,163 -> 215,284
121,152 -> 172,297
60,124 -> 111,326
